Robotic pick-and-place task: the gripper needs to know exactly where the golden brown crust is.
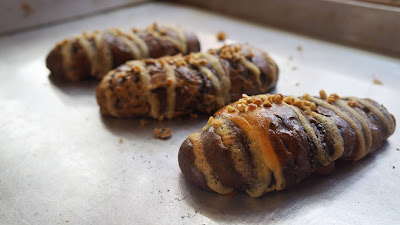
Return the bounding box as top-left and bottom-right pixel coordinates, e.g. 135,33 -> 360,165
46,24 -> 200,81
178,91 -> 396,197
96,44 -> 279,120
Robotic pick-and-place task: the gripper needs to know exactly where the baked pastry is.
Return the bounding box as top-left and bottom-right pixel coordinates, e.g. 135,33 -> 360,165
178,91 -> 396,197
46,23 -> 200,81
96,44 -> 278,120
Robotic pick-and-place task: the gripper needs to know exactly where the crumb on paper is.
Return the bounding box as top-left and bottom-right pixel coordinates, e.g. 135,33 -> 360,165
292,66 -> 297,71
140,119 -> 148,127
21,3 -> 35,17
373,78 -> 383,85
216,31 -> 227,41
297,45 -> 302,51
154,128 -> 173,139
396,148 -> 400,151
65,221 -> 69,223
295,82 -> 300,86
119,138 -> 123,143
393,166 -> 396,169
288,56 -> 293,61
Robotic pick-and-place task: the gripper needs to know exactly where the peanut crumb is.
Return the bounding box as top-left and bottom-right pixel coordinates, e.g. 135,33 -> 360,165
253,98 -> 262,106
212,120 -> 222,128
133,65 -> 141,74
247,103 -> 257,111
227,105 -> 236,113
190,113 -> 199,119
283,97 -> 291,104
216,31 -> 227,41
140,119 -> 148,127
237,103 -> 246,112
319,90 -> 327,99
373,78 -> 383,85
295,100 -> 304,108
154,128 -> 173,139
327,97 -> 336,104
246,97 -> 254,104
247,52 -> 254,59
310,103 -> 317,111
242,94 -> 249,99
274,94 -> 283,104
197,58 -> 208,66
207,49 -> 216,55
330,93 -> 340,100
348,100 -> 358,107
119,138 -> 123,143
263,100 -> 272,107
303,93 -> 311,101
297,45 -> 303,51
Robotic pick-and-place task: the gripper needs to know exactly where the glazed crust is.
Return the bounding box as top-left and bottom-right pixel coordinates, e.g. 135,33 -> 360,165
96,44 -> 279,120
178,92 -> 396,197
46,24 -> 200,81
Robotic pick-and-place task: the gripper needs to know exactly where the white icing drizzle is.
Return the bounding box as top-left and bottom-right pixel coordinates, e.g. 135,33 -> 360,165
239,56 -> 262,90
108,28 -> 141,59
213,118 -> 253,187
284,102 -> 329,166
99,73 -> 119,117
147,26 -> 187,54
160,59 -> 177,119
126,61 -> 161,119
94,31 -> 113,79
336,99 -> 372,160
355,98 -> 394,137
189,53 -> 225,107
126,30 -> 149,58
189,132 -> 233,194
76,35 -> 98,76
309,96 -> 366,161
311,112 -> 345,161
60,40 -> 75,80
202,53 -> 231,104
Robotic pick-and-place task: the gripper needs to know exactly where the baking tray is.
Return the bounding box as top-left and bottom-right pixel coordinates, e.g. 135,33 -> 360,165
1,2 -> 399,224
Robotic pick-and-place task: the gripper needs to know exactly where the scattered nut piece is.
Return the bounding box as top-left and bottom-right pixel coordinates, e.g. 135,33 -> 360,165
253,98 -> 262,106
246,97 -> 254,104
297,45 -> 303,51
242,94 -> 249,99
247,51 -> 254,59
197,58 -> 208,66
319,90 -> 327,99
140,119 -> 148,127
247,103 -> 257,111
310,103 -> 317,111
330,93 -> 340,100
348,99 -> 358,107
227,105 -> 236,113
237,103 -> 246,112
274,94 -> 283,104
327,97 -> 336,104
133,65 -> 141,74
119,138 -> 123,143
373,78 -> 383,85
295,100 -> 304,108
154,128 -> 173,139
216,31 -> 227,41
263,100 -> 272,107
303,93 -> 311,101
